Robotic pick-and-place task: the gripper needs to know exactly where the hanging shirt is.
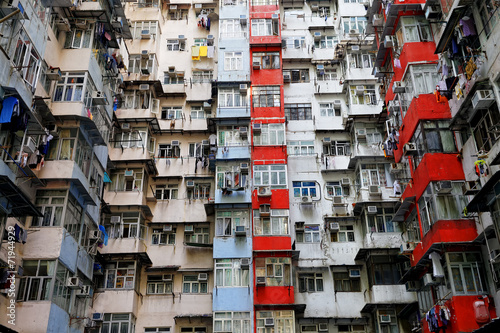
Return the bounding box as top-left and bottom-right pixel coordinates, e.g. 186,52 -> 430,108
0,97 -> 19,124
460,17 -> 477,37
429,252 -> 445,277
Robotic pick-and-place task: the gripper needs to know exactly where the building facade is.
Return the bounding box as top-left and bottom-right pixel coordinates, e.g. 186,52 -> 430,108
0,0 -> 499,332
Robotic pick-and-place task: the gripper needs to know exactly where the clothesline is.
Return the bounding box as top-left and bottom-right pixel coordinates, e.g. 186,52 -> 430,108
424,291 -> 452,314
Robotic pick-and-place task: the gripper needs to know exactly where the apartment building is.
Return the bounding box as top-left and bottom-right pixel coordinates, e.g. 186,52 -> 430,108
0,0 -> 500,332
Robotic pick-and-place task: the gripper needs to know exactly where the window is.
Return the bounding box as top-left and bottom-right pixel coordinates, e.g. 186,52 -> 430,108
296,225 -> 320,243
254,209 -> 289,235
147,275 -> 173,294
314,35 -> 338,49
331,225 -> 355,242
298,273 -> 324,292
103,261 -> 137,289
214,312 -> 250,333
323,141 -> 351,156
137,0 -> 159,7
292,181 -> 318,198
411,120 -> 457,155
64,28 -> 93,49
193,38 -> 207,46
367,256 -> 402,285
253,52 -> 280,69
253,123 -> 285,145
53,72 -> 90,102
404,64 -> 440,96
181,328 -> 206,333
284,103 -> 312,120
151,228 -> 176,245
222,0 -> 245,5
105,212 -> 146,239
114,129 -> 149,149
349,53 -> 375,69
364,206 -> 399,233
128,54 -> 155,75
326,181 -> 343,197
215,259 -> 249,287
256,258 -> 292,286
253,165 -> 287,187
251,19 -> 279,36
145,328 -> 171,333
478,0 -> 499,37
190,106 -> 206,119
218,87 -> 247,107
471,108 -> 500,152
217,126 -> 248,146
169,9 -> 188,20
358,163 -> 387,187
183,275 -> 208,293
317,68 -> 338,81
216,210 -> 249,236
285,36 -> 305,49
252,86 -> 280,107
350,85 -> 377,105
167,39 -> 185,51
220,19 -> 246,38
446,252 -> 487,295
187,183 -> 211,199
397,16 -> 432,43
343,16 -> 368,34
184,225 -> 210,244
288,141 -> 315,156
163,74 -> 183,85
224,52 -> 243,70
101,314 -> 136,333
251,0 -> 278,5
376,309 -> 398,333
192,70 -> 213,83
256,311 -> 294,332
123,90 -> 151,109
156,185 -> 178,200
334,272 -> 360,292
109,169 -> 145,191
189,141 -> 210,157
161,106 -> 183,120
288,69 -> 310,83
320,103 -> 341,117
12,29 -> 41,90
131,21 -> 158,39
216,165 -> 248,189
33,189 -> 66,228
312,6 -> 330,17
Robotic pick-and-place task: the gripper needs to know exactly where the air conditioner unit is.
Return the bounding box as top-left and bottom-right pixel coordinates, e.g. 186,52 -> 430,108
265,318 -> 275,327
67,277 -> 83,289
369,186 -> 381,196
23,136 -> 36,154
271,14 -> 279,19
121,122 -> 131,131
240,15 -> 247,26
124,170 -> 134,179
256,276 -> 266,285
367,205 -> 378,214
194,3 -> 202,9
380,315 -> 391,323
436,180 -> 453,194
163,224 -> 172,231
240,162 -> 249,174
141,29 -> 151,39
341,178 -> 351,186
239,84 -> 247,94
373,14 -> 383,26
89,230 -> 103,241
186,181 -> 195,188
178,34 -> 186,40
84,319 -> 98,327
318,323 -> 328,332
46,67 -> 62,80
295,222 -> 305,230
311,4 -> 319,10
384,35 -> 393,48
171,140 -> 180,146
253,123 -> 262,132
462,180 -> 480,195
139,84 -> 149,91
323,137 -> 331,143
333,196 -> 344,205
198,273 -> 208,281
349,269 -> 361,278
425,5 -> 440,20
258,186 -> 272,196
317,64 -> 325,71
333,100 -> 342,110
403,142 -> 417,156
92,91 -> 106,104
235,225 -> 246,236
472,90 -> 495,110
405,280 -> 421,292
283,71 -> 291,82
314,31 -> 321,40
241,258 -> 250,269
169,4 -> 177,10
207,35 -> 214,42
393,81 -> 406,93
76,285 -> 93,297
356,128 -> 366,137
141,68 -> 150,75
329,222 -> 340,231
163,274 -> 173,281
349,29 -> 360,35
351,45 -> 360,51
356,86 -> 365,95
185,224 -> 194,232
253,61 -> 261,70
301,196 -> 312,204
141,50 -> 150,58
238,127 -> 248,139
110,216 -> 121,223
92,313 -> 104,321
400,242 -> 416,253
423,273 -> 436,286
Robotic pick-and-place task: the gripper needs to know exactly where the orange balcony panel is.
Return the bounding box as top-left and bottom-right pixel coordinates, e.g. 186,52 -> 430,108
254,286 -> 294,305
253,236 -> 291,251
411,220 -> 477,265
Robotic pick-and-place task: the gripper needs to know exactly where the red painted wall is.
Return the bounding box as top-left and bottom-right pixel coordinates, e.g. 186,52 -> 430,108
422,296 -> 496,333
253,236 -> 291,251
252,146 -> 287,162
394,94 -> 451,163
252,189 -> 289,209
254,285 -> 295,305
410,219 -> 477,265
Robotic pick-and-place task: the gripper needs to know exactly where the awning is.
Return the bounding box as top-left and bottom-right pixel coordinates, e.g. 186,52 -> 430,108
392,196 -> 416,222
254,303 -> 307,313
145,265 -> 180,272
435,7 -> 467,54
0,175 -> 43,217
174,313 -> 212,320
354,247 -> 399,261
98,251 -> 152,265
254,250 -> 300,261
361,302 -> 414,313
466,170 -> 500,212
177,268 -> 213,272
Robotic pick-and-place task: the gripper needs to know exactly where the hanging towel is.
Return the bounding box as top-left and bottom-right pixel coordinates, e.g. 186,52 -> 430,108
191,46 -> 200,61
0,97 -> 19,123
199,46 -> 208,57
429,252 -> 445,277
207,46 -> 215,58
98,225 -> 108,246
394,58 -> 402,69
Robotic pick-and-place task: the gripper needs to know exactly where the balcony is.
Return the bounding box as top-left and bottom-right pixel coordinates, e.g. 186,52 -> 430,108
249,35 -> 281,46
366,284 -> 417,305
320,155 -> 350,172
314,79 -> 343,94
214,187 -> 252,204
108,147 -> 153,162
99,237 -> 148,255
92,289 -> 140,317
216,107 -> 251,118
104,190 -> 148,207
216,145 -> 251,160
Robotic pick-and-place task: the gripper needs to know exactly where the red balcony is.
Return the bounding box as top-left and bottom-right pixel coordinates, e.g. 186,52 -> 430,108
254,285 -> 294,305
